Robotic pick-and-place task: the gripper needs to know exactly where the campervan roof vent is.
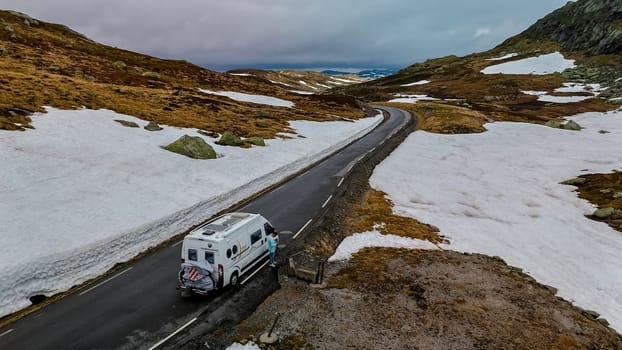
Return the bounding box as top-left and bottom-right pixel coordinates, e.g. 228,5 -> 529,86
202,223 -> 227,235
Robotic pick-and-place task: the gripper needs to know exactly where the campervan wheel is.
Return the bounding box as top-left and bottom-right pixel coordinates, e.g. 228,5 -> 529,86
230,272 -> 239,287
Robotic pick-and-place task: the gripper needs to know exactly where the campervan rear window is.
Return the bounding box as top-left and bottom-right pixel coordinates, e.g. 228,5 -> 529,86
188,249 -> 197,261
204,251 -> 214,264
251,229 -> 262,244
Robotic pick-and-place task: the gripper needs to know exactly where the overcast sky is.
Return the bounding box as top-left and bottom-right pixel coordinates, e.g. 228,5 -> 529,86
0,0 -> 571,71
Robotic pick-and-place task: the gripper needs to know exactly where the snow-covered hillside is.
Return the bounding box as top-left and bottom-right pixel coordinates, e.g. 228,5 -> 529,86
334,110 -> 622,332
0,108 -> 382,318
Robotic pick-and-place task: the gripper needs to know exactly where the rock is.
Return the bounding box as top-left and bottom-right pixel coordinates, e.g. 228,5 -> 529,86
597,318 -> 610,327
245,136 -> 265,146
114,119 -> 139,128
593,207 -> 615,218
141,71 -> 160,79
545,120 -> 562,129
582,309 -> 600,319
112,61 -> 127,69
613,192 -> 622,199
164,135 -> 216,159
561,177 -> 586,185
562,120 -> 582,131
144,122 -> 163,131
217,131 -> 244,147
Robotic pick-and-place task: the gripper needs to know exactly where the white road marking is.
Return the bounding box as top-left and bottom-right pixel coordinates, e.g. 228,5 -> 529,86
79,267 -> 133,296
0,329 -> 13,337
241,260 -> 270,285
148,317 -> 197,350
171,240 -> 183,247
337,178 -> 344,187
321,195 -> 333,208
293,219 -> 312,240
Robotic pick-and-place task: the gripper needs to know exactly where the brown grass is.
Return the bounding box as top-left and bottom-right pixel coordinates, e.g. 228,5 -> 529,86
346,189 -> 444,243
377,101 -> 489,134
0,10 -> 366,134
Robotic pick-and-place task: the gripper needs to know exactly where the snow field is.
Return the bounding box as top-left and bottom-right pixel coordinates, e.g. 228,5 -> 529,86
198,89 -> 294,108
334,110 -> 622,332
0,108 -> 382,318
481,52 -> 575,75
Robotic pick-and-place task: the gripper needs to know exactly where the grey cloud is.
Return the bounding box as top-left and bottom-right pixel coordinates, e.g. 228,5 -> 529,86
0,0 -> 569,70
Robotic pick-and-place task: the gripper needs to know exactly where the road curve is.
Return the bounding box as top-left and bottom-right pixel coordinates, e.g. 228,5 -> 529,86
0,106 -> 413,350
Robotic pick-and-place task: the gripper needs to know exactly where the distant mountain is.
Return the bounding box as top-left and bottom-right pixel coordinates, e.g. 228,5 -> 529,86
321,68 -> 398,80
227,68 -> 366,93
356,68 -> 399,80
333,0 -> 621,133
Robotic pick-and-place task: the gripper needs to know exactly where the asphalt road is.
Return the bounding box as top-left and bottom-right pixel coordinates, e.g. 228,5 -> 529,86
0,106 -> 412,350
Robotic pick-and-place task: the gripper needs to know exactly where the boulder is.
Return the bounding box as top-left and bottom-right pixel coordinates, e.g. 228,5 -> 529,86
114,119 -> 139,128
561,177 -> 586,185
164,135 -> 216,159
112,61 -> 127,69
593,207 -> 615,218
545,120 -> 562,129
245,136 -> 265,146
216,131 -> 243,147
144,122 -> 163,131
141,71 -> 160,79
562,120 -> 582,131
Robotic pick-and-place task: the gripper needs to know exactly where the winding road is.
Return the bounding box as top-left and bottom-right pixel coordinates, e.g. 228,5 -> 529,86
0,106 -> 412,350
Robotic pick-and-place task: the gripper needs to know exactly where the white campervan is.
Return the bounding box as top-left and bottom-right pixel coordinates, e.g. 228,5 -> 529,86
178,212 -> 275,296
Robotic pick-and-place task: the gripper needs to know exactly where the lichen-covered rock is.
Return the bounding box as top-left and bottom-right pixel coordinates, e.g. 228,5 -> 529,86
112,61 -> 127,69
593,207 -> 615,218
561,177 -> 586,185
114,119 -> 139,128
216,131 -> 243,146
144,121 -> 163,131
545,120 -> 562,129
562,120 -> 582,131
245,136 -> 265,146
141,71 -> 160,79
164,135 -> 216,159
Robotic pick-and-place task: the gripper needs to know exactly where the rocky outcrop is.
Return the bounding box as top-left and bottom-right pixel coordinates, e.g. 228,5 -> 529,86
521,0 -> 622,56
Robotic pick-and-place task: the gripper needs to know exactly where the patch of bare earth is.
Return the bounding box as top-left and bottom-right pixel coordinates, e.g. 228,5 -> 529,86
231,249 -> 621,350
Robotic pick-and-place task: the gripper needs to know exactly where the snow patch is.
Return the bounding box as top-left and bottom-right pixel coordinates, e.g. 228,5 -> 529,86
369,110 -> 622,331
401,80 -> 430,87
388,94 -> 439,104
329,231 -> 438,262
199,89 -> 294,108
481,52 -> 575,75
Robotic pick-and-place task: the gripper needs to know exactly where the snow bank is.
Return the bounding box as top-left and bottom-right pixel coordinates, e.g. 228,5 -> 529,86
226,342 -> 260,350
328,231 -> 438,262
481,52 -> 575,75
521,90 -> 592,103
367,110 -> 622,331
0,108 -> 382,318
401,80 -> 430,87
198,89 -> 294,108
388,94 -> 438,104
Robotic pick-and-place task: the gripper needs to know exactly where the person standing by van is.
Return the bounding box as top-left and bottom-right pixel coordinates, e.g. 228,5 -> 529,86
267,230 -> 278,267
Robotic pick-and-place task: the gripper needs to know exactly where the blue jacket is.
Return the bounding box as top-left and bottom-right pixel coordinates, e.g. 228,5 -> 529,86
267,234 -> 277,253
